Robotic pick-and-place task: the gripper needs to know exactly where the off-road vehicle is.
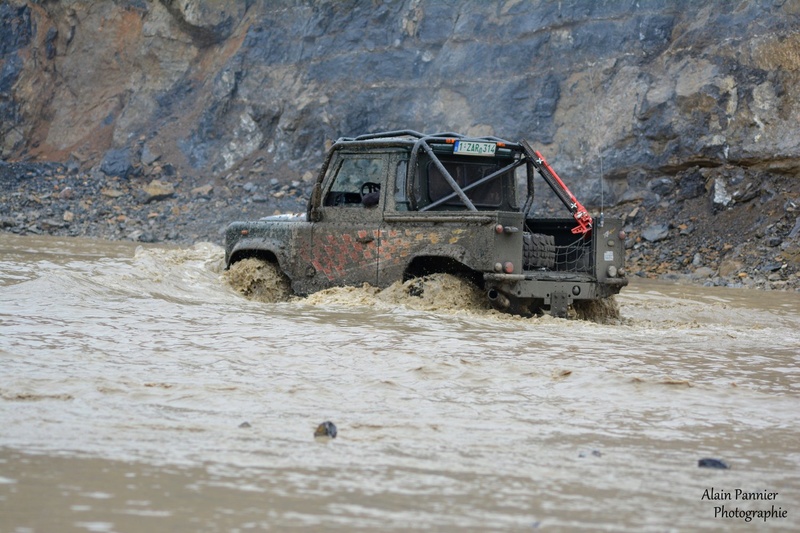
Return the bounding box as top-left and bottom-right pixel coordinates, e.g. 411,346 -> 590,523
224,130 -> 627,317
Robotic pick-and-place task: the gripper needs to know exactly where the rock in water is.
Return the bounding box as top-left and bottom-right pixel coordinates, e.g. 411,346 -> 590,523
314,421 -> 337,439
698,457 -> 729,469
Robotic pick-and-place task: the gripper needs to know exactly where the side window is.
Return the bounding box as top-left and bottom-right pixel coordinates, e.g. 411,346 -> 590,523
394,160 -> 408,211
513,164 -> 527,209
427,161 -> 502,207
323,156 -> 385,208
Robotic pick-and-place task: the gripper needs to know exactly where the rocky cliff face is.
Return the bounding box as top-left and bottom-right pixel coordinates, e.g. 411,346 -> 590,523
3,1 -> 799,188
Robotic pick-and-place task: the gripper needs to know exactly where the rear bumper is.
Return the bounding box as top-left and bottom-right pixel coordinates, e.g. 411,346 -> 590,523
484,271 -> 628,302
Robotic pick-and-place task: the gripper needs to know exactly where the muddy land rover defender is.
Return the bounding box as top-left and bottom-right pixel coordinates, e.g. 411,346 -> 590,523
224,131 -> 628,317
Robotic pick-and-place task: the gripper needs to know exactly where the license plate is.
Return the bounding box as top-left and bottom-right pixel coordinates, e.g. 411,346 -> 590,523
454,140 -> 496,157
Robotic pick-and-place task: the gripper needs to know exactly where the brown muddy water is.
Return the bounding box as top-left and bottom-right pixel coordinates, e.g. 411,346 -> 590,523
1,233 -> 798,532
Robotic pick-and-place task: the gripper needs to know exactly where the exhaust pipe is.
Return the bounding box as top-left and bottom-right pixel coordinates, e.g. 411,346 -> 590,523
487,288 -> 510,310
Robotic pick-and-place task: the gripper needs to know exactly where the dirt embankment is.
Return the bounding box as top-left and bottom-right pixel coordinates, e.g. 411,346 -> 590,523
606,165 -> 800,291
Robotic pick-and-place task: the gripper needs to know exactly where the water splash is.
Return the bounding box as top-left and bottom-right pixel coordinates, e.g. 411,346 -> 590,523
223,257 -> 292,303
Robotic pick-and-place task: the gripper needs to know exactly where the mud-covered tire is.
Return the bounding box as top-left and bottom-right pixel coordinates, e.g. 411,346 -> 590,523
523,233 -> 556,269
398,273 -> 489,311
225,258 -> 292,303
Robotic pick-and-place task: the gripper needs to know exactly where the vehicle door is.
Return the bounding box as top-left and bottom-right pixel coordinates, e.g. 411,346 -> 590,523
307,151 -> 386,289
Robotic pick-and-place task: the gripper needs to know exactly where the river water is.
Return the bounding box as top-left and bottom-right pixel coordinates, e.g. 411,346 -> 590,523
1,233 -> 798,532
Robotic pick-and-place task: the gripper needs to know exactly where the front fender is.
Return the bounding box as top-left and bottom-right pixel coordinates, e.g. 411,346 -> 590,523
226,236 -> 289,273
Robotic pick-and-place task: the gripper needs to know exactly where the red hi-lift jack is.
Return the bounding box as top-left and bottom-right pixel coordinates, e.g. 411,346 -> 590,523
521,139 -> 593,235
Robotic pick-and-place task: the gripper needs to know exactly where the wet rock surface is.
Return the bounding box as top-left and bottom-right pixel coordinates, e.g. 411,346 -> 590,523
3,1 -> 799,180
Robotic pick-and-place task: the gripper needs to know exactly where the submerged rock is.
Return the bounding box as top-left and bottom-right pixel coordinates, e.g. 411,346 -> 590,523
698,457 -> 730,469
314,421 -> 337,439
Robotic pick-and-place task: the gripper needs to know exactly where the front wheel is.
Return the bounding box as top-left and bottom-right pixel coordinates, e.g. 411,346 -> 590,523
225,257 -> 292,303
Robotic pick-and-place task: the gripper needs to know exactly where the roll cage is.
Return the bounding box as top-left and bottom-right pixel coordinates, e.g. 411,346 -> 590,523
332,130 -> 592,234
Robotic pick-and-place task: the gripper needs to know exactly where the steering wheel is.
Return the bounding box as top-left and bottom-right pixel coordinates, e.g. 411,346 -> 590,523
360,182 -> 381,196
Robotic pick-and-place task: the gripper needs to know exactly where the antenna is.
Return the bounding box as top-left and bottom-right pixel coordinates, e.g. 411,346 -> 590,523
589,62 -> 605,228
599,141 -> 604,228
